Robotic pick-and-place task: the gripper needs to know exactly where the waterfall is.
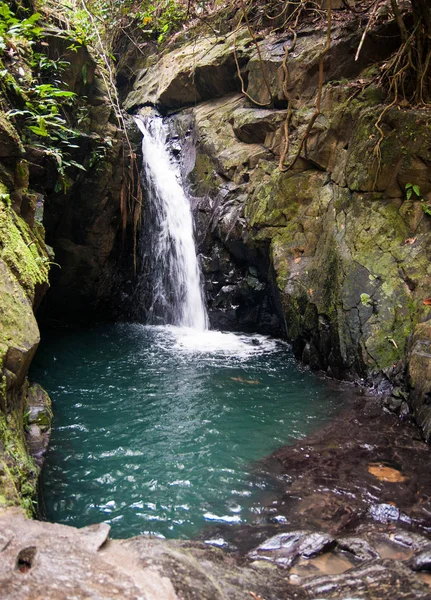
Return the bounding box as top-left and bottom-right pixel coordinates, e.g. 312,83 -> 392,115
135,115 -> 208,330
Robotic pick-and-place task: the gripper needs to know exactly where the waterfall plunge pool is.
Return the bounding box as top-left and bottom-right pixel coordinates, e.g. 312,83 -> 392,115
32,323 -> 346,540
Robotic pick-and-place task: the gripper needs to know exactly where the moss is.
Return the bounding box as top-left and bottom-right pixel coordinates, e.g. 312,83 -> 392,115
0,111 -> 24,154
246,170 -> 321,229
0,196 -> 49,298
189,153 -> 220,196
0,410 -> 38,516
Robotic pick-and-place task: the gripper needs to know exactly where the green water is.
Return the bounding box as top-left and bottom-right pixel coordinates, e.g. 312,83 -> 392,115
32,323 -> 344,540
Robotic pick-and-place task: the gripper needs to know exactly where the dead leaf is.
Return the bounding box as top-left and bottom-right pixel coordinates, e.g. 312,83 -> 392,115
389,338 -> 398,349
294,257 -> 301,264
249,593 -> 264,600
231,377 -> 259,385
423,298 -> 431,305
403,237 -> 417,245
308,288 -> 314,296
368,463 -> 406,483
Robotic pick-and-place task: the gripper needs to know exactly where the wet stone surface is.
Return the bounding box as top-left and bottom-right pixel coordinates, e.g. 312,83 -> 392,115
198,391 -> 431,597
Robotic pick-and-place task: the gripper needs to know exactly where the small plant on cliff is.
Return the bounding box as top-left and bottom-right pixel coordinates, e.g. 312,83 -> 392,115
405,182 -> 422,201
0,2 -> 41,53
405,183 -> 431,216
0,3 -> 88,192
136,0 -> 187,43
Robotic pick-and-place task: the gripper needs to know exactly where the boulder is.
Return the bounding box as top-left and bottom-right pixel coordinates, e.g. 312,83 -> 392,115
124,30 -> 253,112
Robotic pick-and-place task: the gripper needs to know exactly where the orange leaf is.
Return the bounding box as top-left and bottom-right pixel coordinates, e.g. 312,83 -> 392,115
294,257 -> 301,264
368,463 -> 405,483
423,298 -> 431,305
403,237 -> 417,245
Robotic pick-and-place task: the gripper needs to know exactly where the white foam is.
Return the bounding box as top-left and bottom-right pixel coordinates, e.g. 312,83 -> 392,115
166,326 -> 283,357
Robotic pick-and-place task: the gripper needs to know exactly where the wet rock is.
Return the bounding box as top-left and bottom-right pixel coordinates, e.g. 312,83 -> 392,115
301,560 -> 430,599
25,383 -> 52,468
369,503 -> 403,524
0,509 -> 305,600
336,537 -> 379,562
249,530 -> 334,567
392,531 -> 431,551
258,394 -> 431,538
410,548 -> 431,572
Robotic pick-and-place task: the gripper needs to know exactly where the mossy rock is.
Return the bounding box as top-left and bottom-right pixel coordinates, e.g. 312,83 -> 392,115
0,196 -> 49,298
0,407 -> 39,517
246,170 -> 327,228
0,112 -> 24,158
189,152 -> 220,196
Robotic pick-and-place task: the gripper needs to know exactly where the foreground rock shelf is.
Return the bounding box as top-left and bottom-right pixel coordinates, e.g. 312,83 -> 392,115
2,393 -> 430,599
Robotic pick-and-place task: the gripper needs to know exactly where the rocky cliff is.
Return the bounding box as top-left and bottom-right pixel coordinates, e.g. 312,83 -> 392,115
0,4 -> 136,512
124,9 -> 431,440
0,33 -> 52,513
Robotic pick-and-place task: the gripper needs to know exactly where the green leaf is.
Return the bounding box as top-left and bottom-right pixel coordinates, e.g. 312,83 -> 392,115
68,160 -> 86,171
28,125 -> 49,136
406,188 -> 412,200
413,184 -> 421,197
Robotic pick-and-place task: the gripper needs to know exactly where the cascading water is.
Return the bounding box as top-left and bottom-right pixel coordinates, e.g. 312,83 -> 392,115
135,115 -> 208,330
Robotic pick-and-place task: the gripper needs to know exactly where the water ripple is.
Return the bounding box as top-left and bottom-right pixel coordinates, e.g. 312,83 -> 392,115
32,323 -> 345,539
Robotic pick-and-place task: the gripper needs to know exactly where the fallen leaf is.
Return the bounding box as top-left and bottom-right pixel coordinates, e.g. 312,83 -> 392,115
368,463 -> 406,483
231,377 -> 259,385
294,257 -> 301,264
423,298 -> 431,305
249,593 -> 264,600
403,237 -> 417,245
308,288 -> 314,296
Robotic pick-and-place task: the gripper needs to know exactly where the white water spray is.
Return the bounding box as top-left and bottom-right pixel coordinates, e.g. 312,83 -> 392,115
135,115 -> 208,330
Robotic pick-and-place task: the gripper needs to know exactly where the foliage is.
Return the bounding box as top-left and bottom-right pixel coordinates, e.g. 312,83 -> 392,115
0,3 -> 87,192
405,182 -> 422,201
135,0 -> 187,43
0,2 -> 41,52
405,182 -> 431,216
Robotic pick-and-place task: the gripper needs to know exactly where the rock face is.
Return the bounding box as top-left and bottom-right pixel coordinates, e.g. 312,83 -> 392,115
33,37 -> 141,324
0,101 -> 51,514
0,508 -> 305,600
125,14 -> 431,438
124,30 -> 253,112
